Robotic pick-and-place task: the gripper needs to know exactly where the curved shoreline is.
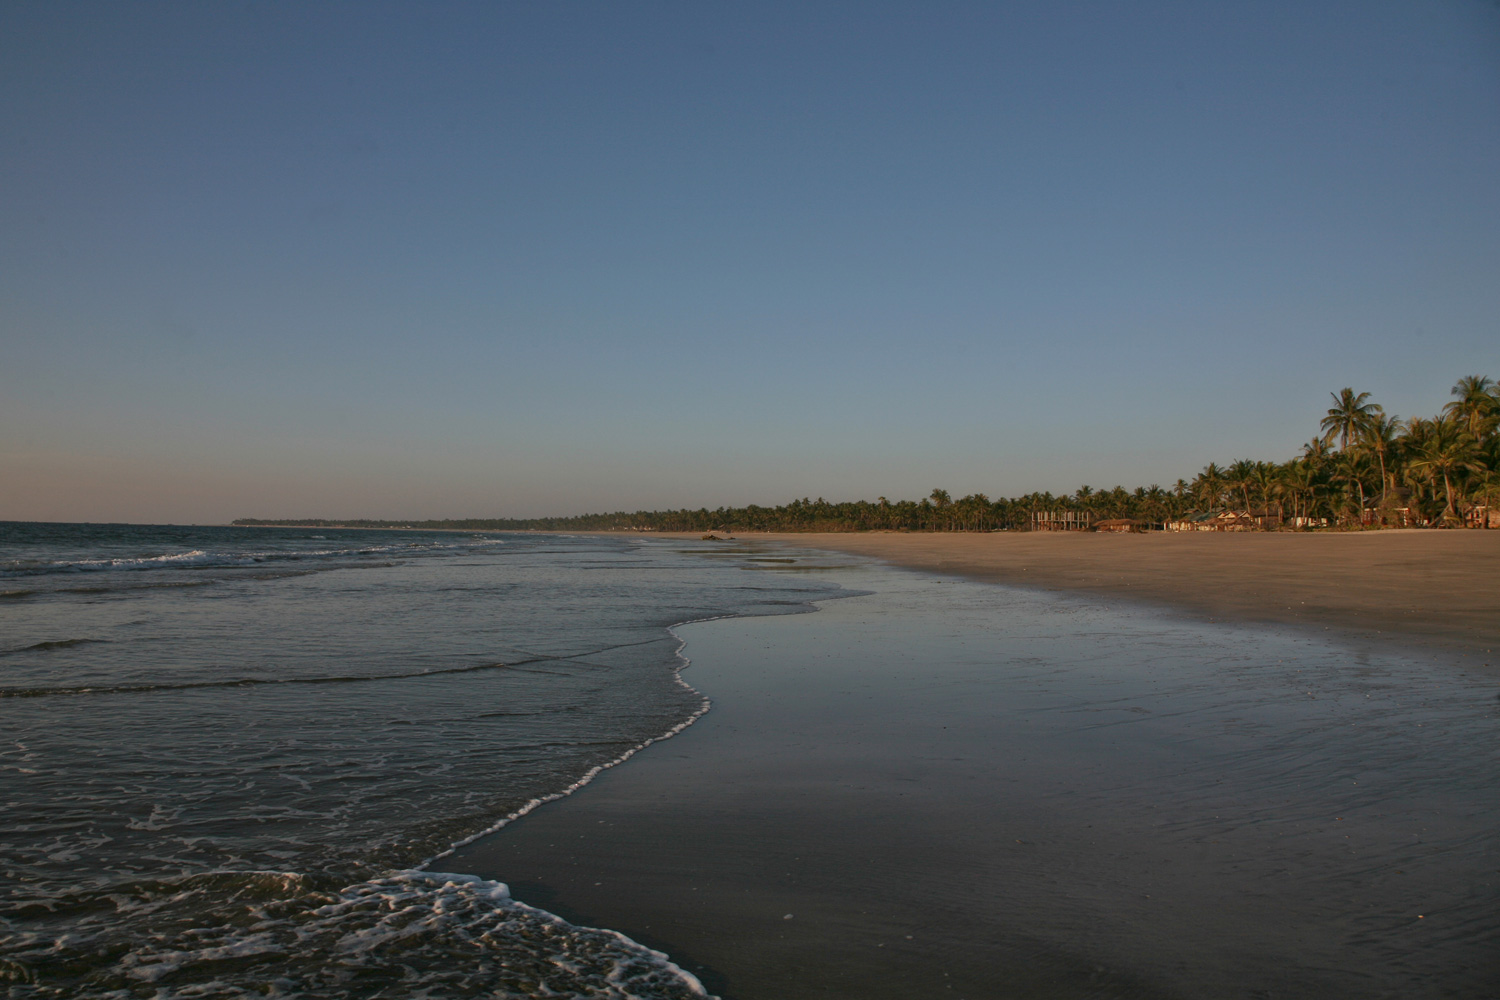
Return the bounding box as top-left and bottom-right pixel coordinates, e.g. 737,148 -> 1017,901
422,614 -> 726,869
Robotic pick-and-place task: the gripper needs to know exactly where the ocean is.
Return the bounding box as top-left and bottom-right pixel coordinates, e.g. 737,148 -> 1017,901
0,523 -> 841,998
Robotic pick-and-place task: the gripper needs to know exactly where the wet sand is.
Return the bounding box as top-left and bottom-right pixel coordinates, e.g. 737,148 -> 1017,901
718,530 -> 1500,659
244,522 -> 1500,650
451,557 -> 1500,999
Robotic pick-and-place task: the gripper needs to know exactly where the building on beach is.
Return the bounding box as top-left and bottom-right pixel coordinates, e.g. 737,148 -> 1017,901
1164,509 -> 1258,532
1363,488 -> 1421,528
1030,510 -> 1096,531
1463,504 -> 1499,529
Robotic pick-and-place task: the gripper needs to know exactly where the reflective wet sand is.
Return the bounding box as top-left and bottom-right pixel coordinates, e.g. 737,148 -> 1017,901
452,562 -> 1500,999
737,530 -> 1500,658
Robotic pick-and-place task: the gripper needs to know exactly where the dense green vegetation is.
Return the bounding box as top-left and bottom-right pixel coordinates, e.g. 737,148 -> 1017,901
236,376 -> 1500,532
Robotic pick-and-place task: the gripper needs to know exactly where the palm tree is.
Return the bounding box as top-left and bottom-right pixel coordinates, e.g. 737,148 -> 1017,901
1444,375 -> 1498,440
1329,451 -> 1371,525
1467,469 -> 1500,528
1320,388 -> 1382,452
1227,459 -> 1257,515
1362,412 -> 1402,497
1145,484 -> 1170,524
926,489 -> 951,530
1301,437 -> 1332,466
1271,462 -> 1298,523
1103,485 -> 1130,518
958,493 -> 991,531
1283,457 -> 1331,525
1193,463 -> 1227,510
1407,417 -> 1482,523
1252,462 -> 1279,524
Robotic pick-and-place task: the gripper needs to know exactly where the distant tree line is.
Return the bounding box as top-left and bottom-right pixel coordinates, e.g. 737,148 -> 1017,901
235,376 -> 1500,533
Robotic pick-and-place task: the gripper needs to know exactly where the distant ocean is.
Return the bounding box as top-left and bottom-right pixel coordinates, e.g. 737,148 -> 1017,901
0,523 -> 839,998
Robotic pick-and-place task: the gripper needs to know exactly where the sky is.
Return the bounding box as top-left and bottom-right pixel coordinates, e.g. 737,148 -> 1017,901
2,1 -> 1498,523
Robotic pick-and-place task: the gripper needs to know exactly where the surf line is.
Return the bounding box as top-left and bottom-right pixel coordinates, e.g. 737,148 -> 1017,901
421,613 -> 736,868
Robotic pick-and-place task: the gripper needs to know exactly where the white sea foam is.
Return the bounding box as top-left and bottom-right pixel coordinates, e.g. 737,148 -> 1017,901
98,871 -> 710,998
426,616 -> 728,865
2,617 -> 733,998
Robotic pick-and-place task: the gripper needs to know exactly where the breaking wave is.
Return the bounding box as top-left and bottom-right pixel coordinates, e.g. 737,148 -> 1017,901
2,871 -> 708,999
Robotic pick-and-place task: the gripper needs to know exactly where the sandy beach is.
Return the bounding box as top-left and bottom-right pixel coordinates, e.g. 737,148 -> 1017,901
720,530 -> 1500,660
452,540 -> 1500,998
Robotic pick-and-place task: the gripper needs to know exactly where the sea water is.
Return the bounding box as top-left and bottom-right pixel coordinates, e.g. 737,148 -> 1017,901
0,523 -> 840,998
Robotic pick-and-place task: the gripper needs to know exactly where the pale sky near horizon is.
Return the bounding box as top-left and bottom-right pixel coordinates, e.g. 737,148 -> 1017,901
3,1 -> 1498,523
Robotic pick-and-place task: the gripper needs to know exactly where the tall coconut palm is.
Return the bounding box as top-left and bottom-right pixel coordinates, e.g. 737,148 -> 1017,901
1329,451 -> 1372,525
1320,388 -> 1382,452
929,489 -> 952,529
1276,460 -> 1318,524
1252,461 -> 1279,523
1444,375 -> 1498,440
1361,412 -> 1402,497
1227,459 -> 1258,515
1407,417 -> 1482,523
1400,416 -> 1435,495
1271,462 -> 1297,522
1164,480 -> 1187,518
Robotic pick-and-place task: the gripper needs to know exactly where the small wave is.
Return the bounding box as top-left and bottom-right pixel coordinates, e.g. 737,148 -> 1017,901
0,589 -> 35,599
0,660 -> 508,698
0,654 -> 578,698
0,633 -> 680,698
1,538 -> 506,578
0,638 -> 108,658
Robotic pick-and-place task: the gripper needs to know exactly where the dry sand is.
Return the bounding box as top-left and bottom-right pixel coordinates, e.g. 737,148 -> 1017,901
727,530 -> 1500,660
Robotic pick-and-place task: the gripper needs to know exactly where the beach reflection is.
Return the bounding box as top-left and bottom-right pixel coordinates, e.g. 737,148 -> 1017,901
456,561 -> 1500,999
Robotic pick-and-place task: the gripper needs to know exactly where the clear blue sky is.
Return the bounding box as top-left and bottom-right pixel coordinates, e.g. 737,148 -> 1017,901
3,1 -> 1497,522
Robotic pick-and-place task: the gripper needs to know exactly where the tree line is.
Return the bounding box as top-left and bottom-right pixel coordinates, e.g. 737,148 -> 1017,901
236,375 -> 1500,533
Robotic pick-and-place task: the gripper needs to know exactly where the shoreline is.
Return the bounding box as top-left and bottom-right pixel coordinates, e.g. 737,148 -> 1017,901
651,530 -> 1500,664
221,521 -> 1500,664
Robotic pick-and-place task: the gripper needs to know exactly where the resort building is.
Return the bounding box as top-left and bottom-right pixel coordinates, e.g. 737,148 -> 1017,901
1363,488 -> 1420,528
1464,504 -> 1499,529
1030,510 -> 1096,531
1164,510 -> 1258,532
